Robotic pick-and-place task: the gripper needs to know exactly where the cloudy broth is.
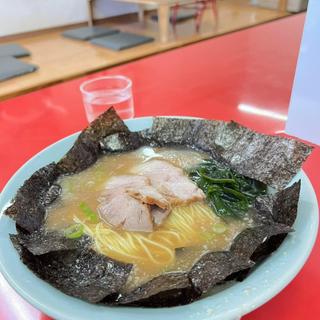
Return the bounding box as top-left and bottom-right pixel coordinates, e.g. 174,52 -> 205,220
46,147 -> 252,288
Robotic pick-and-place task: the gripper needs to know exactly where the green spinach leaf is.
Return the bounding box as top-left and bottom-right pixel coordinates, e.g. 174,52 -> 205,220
189,160 -> 267,219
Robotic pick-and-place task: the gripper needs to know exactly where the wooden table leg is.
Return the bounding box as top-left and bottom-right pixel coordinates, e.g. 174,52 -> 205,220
278,0 -> 288,12
211,0 -> 218,23
87,0 -> 94,27
138,4 -> 145,23
158,4 -> 170,43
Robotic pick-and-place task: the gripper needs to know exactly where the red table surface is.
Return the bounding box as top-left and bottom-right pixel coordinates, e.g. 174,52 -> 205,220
0,13 -> 319,320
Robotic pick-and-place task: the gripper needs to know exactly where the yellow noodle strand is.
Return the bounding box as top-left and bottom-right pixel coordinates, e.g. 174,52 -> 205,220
80,202 -> 217,268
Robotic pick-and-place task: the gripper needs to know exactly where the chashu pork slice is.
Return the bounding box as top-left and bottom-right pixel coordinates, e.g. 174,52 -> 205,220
103,175 -> 150,191
98,159 -> 205,232
102,175 -> 169,209
98,175 -> 169,232
98,191 -> 153,232
127,186 -> 169,209
132,159 -> 205,205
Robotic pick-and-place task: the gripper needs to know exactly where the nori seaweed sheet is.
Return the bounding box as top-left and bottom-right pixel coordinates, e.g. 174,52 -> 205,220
5,163 -> 60,233
12,238 -> 132,303
4,110 -> 310,307
139,118 -> 313,189
118,272 -> 190,304
13,227 -> 92,255
57,108 -> 130,174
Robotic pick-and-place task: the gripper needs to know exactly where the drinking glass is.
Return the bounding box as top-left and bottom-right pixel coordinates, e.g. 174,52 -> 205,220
80,75 -> 134,122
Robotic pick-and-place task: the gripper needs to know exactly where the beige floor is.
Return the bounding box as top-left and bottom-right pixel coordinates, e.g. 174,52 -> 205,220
0,0 -> 290,101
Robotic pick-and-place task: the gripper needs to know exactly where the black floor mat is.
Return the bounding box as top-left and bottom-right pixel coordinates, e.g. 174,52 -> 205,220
0,56 -> 38,81
90,32 -> 154,51
0,43 -> 30,58
63,26 -> 119,41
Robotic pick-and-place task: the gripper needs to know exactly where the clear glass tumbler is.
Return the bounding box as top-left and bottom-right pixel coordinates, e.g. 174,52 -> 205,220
80,75 -> 134,122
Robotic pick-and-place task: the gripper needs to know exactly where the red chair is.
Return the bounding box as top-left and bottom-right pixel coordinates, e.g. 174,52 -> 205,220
171,0 -> 218,32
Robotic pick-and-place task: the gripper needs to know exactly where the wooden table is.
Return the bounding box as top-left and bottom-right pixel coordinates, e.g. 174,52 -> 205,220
88,0 -> 215,43
86,0 -> 289,43
1,14 -> 319,320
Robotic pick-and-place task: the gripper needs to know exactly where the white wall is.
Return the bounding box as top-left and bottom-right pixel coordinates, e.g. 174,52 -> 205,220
0,0 -> 138,37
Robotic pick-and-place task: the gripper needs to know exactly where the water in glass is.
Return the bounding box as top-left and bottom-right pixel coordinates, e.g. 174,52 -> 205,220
80,76 -> 134,122
84,90 -> 134,122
